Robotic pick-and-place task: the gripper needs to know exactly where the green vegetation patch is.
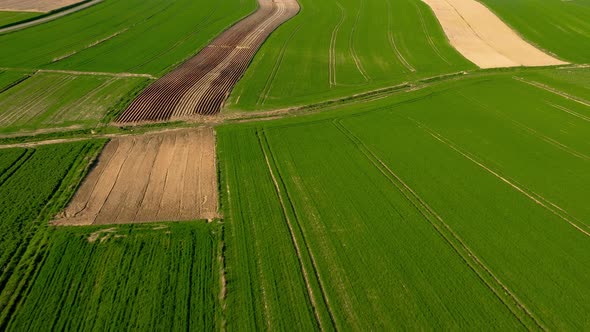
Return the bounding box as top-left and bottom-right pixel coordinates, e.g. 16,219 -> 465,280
478,0 -> 590,63
217,70 -> 590,329
0,72 -> 147,134
226,0 -> 475,111
7,222 -> 221,331
0,0 -> 256,76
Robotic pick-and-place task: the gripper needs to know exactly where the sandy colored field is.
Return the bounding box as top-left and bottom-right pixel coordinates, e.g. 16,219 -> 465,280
54,128 -> 218,225
421,0 -> 567,68
0,0 -> 82,12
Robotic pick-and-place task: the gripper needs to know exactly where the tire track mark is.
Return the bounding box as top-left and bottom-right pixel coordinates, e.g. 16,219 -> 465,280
333,119 -> 545,331
258,129 -> 336,332
409,117 -> 590,237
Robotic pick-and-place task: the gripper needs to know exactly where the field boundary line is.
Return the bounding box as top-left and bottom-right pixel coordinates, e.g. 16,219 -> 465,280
51,28 -> 130,63
410,118 -> 590,237
514,77 -> 590,107
258,130 -> 336,332
457,91 -> 590,161
349,0 -> 370,82
332,119 -> 545,330
329,1 -> 346,87
385,0 -> 415,72
546,102 -> 590,123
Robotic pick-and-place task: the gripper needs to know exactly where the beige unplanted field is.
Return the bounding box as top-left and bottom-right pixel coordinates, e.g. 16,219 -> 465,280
421,0 -> 567,68
0,0 -> 82,12
54,128 -> 218,225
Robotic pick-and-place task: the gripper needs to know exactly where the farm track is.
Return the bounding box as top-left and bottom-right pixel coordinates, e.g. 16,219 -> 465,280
116,0 -> 300,124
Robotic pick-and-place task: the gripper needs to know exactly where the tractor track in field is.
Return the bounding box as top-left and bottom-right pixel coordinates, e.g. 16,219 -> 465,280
329,1 -> 345,88
457,92 -> 590,161
348,0 -> 370,82
258,130 -> 336,331
514,77 -> 590,107
116,0 -> 300,124
257,23 -> 303,106
332,119 -> 545,331
409,118 -> 590,237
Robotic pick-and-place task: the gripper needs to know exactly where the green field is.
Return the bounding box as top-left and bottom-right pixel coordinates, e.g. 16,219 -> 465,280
226,0 -> 475,111
0,141 -> 104,327
7,223 -> 221,331
0,0 -> 255,76
0,71 -> 148,134
479,0 -> 590,63
0,141 -> 222,330
217,69 -> 590,330
0,11 -> 40,28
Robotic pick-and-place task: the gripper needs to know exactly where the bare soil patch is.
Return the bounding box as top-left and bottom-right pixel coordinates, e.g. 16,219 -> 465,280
0,0 -> 82,12
421,0 -> 567,68
116,0 -> 300,124
53,127 -> 219,225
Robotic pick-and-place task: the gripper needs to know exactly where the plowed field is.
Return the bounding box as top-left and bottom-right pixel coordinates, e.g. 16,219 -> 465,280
116,0 -> 299,123
54,128 -> 218,225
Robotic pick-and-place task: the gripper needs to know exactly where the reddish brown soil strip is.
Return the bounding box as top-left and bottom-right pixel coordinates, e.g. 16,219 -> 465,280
116,0 -> 299,124
53,127 -> 218,225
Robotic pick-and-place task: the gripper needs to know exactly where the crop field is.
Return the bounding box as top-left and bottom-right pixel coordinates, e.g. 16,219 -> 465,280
217,69 -> 590,330
0,0 -> 255,76
226,0 -> 477,110
116,0 -> 299,122
6,222 -> 221,331
0,140 -> 105,327
478,0 -> 590,63
0,71 -> 147,134
0,0 -> 588,329
0,11 -> 39,27
56,128 -> 218,225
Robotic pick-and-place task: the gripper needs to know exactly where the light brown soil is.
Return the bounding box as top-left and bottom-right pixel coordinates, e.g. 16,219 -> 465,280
0,0 -> 82,12
421,0 -> 567,68
53,128 -> 218,225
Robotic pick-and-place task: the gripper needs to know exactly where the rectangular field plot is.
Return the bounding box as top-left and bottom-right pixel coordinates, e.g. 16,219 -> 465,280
55,128 -> 218,225
0,72 -> 146,134
6,223 -> 221,331
218,72 -> 590,330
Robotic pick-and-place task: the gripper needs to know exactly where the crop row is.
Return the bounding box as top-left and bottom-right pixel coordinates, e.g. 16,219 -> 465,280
116,0 -> 299,123
0,140 -> 105,328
